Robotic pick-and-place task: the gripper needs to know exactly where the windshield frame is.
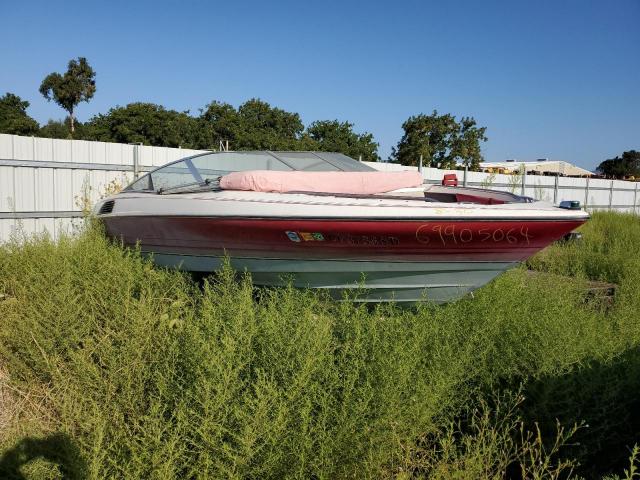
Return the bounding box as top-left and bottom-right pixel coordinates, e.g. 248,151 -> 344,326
124,150 -> 374,193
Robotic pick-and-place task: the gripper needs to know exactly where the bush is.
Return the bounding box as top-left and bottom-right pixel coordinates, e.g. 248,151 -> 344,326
0,212 -> 639,479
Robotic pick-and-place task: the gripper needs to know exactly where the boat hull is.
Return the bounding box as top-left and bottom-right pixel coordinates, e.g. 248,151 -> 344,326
102,215 -> 584,303
149,253 -> 515,303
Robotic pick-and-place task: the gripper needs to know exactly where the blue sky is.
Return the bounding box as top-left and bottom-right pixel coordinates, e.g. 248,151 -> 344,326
1,0 -> 638,169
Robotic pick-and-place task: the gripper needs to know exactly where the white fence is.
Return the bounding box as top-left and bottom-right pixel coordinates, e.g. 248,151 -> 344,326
0,134 -> 638,243
367,162 -> 640,214
0,134 -> 206,242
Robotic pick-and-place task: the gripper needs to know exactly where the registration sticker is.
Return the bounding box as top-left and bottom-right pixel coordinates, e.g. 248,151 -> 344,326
299,232 -> 314,241
286,231 -> 301,242
285,231 -> 325,242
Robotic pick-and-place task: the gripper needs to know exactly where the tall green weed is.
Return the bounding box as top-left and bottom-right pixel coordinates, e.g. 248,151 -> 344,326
0,212 -> 639,478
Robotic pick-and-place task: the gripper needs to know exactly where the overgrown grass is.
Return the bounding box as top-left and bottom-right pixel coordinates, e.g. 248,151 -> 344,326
0,212 -> 639,479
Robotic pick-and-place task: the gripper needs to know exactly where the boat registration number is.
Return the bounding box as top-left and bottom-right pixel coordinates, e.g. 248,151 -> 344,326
416,225 -> 533,246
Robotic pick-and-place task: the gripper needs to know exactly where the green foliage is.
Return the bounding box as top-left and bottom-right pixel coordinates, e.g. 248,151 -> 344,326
38,117 -> 87,140
390,110 -> 487,169
596,151 -> 640,179
83,103 -> 206,148
85,99 -> 382,160
403,392 -> 579,479
621,445 -> 640,480
304,120 -> 380,161
198,99 -> 380,159
600,446 -> 640,480
234,98 -> 304,150
1,214 -> 639,479
4,66 -> 381,160
0,93 -> 39,135
525,212 -> 640,476
37,118 -> 71,139
199,100 -> 242,148
39,57 -> 96,133
199,98 -> 305,150
527,211 -> 640,285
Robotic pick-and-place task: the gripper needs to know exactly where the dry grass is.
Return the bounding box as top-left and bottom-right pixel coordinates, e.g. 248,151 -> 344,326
0,363 -> 14,439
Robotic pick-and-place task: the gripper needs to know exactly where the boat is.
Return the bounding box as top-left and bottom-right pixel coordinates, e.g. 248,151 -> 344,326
93,151 -> 589,303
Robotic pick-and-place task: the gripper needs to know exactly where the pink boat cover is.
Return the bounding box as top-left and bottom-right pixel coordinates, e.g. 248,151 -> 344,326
219,170 -> 424,195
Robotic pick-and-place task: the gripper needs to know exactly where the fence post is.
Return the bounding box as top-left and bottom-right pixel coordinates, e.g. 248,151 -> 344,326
584,176 -> 590,209
609,180 -> 614,210
521,168 -> 526,196
31,137 -> 39,232
463,165 -> 468,187
553,174 -> 559,204
131,142 -> 143,179
133,144 -> 139,179
418,155 -> 423,174
634,182 -> 638,214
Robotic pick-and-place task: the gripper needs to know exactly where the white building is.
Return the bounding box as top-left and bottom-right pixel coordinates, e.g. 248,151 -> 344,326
480,159 -> 593,177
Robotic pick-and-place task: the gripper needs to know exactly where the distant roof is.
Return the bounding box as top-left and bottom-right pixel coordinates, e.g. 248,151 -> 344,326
479,160 -> 593,177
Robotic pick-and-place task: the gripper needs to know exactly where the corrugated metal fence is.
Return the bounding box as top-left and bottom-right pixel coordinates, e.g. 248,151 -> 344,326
367,162 -> 639,213
1,134 -> 638,243
0,134 -> 205,241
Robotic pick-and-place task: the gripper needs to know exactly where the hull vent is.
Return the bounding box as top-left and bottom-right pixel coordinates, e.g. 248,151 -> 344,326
99,200 -> 115,215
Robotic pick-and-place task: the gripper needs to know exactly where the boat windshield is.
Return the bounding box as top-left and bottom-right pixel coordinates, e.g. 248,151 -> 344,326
126,151 -> 375,192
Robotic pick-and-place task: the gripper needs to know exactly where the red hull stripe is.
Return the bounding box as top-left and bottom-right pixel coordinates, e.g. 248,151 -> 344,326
104,214 -> 587,222
104,216 -> 585,263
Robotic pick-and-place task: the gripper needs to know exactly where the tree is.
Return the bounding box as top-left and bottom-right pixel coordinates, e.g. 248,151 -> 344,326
0,93 -> 39,135
39,117 -> 86,139
199,101 -> 242,149
390,110 -> 487,169
39,57 -> 96,133
235,98 -> 305,150
304,120 -> 379,161
450,117 -> 487,170
83,103 -> 206,148
199,98 -> 306,150
199,99 -> 382,159
596,151 -> 640,179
